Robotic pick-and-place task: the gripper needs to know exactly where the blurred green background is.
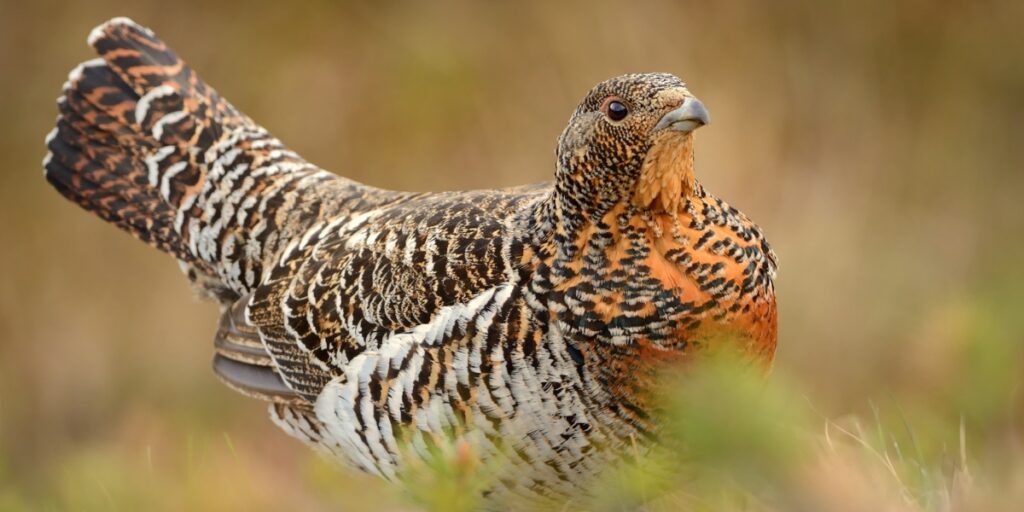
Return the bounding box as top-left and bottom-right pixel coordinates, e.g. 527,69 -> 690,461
1,0 -> 1022,510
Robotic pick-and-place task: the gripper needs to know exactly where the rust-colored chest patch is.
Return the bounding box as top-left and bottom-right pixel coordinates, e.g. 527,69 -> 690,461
550,194 -> 777,365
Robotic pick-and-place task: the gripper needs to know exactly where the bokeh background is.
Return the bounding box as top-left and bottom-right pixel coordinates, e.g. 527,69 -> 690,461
1,0 -> 1022,510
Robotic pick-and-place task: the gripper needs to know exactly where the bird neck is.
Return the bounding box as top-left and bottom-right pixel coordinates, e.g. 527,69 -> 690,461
548,132 -> 699,237
548,141 -> 700,240
632,130 -> 696,214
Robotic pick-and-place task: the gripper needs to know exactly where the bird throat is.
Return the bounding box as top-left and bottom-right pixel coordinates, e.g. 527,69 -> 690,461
632,131 -> 695,215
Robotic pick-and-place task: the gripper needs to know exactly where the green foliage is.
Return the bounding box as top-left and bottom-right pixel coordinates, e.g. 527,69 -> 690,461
377,345 -> 1022,511
398,437 -> 491,512
575,345 -> 1018,512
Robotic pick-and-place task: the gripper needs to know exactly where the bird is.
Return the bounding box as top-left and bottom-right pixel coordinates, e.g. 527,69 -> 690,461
43,17 -> 777,504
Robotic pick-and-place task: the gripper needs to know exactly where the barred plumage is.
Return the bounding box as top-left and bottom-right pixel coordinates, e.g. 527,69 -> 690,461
43,17 -> 778,504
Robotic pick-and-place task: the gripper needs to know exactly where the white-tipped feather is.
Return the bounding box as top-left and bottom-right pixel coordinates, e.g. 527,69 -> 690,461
152,109 -> 187,140
62,58 -> 106,92
43,126 -> 58,146
135,85 -> 176,126
145,145 -> 176,186
87,17 -> 153,47
159,161 -> 189,199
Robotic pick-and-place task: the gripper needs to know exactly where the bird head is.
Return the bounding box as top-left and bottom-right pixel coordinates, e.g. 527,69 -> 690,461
555,73 -> 710,218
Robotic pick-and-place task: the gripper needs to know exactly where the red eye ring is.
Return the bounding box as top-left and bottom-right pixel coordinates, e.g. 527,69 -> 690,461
600,96 -> 629,121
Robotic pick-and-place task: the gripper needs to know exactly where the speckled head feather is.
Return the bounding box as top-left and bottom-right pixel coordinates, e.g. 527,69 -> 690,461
556,73 -> 707,221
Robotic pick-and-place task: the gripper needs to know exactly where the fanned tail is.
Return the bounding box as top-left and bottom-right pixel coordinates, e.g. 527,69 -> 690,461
43,17 -> 339,299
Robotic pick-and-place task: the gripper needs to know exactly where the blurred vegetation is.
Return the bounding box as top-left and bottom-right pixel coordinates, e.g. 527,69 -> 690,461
0,0 -> 1022,510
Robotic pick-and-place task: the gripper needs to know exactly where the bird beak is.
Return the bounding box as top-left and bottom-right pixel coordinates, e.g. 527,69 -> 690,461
653,97 -> 710,133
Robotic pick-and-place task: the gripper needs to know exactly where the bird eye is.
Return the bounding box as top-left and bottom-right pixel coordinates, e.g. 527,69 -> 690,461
606,100 -> 629,121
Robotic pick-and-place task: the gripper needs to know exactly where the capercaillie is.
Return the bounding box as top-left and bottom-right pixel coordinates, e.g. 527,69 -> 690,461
43,17 -> 777,505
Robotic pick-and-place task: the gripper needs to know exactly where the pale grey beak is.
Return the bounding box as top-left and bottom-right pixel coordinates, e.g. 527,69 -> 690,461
653,97 -> 710,133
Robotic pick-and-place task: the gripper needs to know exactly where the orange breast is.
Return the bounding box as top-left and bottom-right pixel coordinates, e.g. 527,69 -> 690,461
553,198 -> 777,365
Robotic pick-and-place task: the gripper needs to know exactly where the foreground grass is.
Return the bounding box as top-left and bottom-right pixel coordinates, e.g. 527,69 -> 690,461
2,346 -> 1021,512
1,298 -> 1020,511
393,350 -> 1022,511
392,319 -> 1023,512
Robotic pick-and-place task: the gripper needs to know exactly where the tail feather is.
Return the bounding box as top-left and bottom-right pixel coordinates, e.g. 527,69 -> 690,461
46,55 -> 196,264
43,17 -> 343,298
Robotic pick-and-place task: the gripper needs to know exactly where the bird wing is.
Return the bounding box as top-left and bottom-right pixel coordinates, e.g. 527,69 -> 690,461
214,187 -> 549,402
